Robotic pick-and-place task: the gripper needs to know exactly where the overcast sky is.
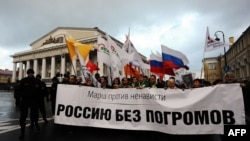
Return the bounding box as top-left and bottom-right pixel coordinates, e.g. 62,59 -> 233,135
1,0 -> 249,76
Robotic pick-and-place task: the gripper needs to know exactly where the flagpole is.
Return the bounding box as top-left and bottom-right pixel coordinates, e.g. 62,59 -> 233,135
94,61 -> 100,87
130,64 -> 132,78
81,65 -> 88,83
127,28 -> 132,78
201,26 -> 209,79
200,46 -> 206,79
109,66 -> 113,85
71,60 -> 77,76
106,33 -> 114,85
76,49 -> 88,84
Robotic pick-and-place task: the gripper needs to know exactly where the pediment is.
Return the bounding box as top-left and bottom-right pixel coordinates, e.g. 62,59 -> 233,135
30,27 -> 104,50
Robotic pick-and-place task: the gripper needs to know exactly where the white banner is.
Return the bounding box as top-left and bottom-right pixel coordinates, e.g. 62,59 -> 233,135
54,84 -> 245,135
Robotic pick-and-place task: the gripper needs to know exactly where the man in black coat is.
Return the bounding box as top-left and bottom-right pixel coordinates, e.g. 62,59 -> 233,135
19,69 -> 41,139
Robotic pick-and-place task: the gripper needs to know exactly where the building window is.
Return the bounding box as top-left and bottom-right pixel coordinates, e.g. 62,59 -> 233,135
208,63 -> 216,70
103,63 -> 109,76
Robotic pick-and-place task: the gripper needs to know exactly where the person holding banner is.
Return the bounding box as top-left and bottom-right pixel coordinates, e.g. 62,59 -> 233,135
137,74 -> 149,89
192,78 -> 203,88
68,75 -> 77,85
50,76 -> 59,116
131,76 -> 139,88
112,77 -> 121,89
82,77 -> 95,87
166,78 -> 178,89
222,72 -> 249,125
61,73 -> 69,84
212,79 -> 223,85
100,76 -> 112,89
240,80 -> 250,125
157,78 -> 166,88
120,77 -> 132,88
224,72 -> 236,83
76,76 -> 83,85
148,74 -> 164,88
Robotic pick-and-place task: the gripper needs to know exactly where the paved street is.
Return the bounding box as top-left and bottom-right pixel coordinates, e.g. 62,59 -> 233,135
0,91 -> 176,141
0,91 -> 224,141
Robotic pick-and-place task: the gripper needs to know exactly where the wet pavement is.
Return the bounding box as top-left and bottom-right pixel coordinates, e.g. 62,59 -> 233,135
0,91 -> 224,141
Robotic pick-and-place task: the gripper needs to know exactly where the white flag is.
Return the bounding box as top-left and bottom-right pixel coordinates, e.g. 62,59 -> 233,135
122,29 -> 146,73
97,36 -> 111,66
76,46 -> 101,87
205,27 -> 229,52
106,35 -> 124,70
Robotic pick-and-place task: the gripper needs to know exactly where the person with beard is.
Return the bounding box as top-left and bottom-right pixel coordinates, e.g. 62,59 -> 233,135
148,74 -> 163,88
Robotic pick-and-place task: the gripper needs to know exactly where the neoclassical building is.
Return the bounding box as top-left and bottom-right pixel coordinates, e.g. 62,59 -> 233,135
0,69 -> 12,83
11,27 -> 149,83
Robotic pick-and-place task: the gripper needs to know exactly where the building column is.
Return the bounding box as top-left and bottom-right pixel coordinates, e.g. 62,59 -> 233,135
26,60 -> 30,71
42,58 -> 46,78
33,59 -> 38,75
18,62 -> 23,80
23,63 -> 26,77
71,59 -> 77,75
12,63 -> 17,82
61,55 -> 65,75
51,56 -> 55,78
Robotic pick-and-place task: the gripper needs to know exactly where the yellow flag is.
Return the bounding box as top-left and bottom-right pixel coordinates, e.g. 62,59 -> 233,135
65,38 -> 78,61
76,43 -> 94,60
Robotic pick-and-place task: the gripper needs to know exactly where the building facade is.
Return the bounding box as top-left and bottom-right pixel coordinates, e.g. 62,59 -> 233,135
226,26 -> 250,81
0,69 -> 12,83
203,26 -> 250,82
11,27 -> 149,83
202,57 -> 222,83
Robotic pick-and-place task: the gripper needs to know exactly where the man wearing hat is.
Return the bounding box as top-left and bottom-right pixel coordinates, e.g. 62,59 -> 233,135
19,68 -> 42,139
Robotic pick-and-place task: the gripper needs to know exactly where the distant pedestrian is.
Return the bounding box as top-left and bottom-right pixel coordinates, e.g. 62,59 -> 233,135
13,80 -> 21,107
36,74 -> 49,123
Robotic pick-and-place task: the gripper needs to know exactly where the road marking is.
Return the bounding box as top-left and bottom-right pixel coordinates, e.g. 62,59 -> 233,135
0,118 -> 53,134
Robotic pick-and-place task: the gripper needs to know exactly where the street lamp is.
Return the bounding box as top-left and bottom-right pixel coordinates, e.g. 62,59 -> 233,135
214,31 -> 229,72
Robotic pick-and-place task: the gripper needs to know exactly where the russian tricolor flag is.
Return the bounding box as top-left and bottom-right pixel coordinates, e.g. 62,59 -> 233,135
150,52 -> 163,74
161,45 -> 189,69
150,51 -> 175,76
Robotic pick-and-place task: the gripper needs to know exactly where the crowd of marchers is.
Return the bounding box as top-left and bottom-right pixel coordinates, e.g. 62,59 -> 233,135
12,68 -> 250,140
56,72 -> 250,127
